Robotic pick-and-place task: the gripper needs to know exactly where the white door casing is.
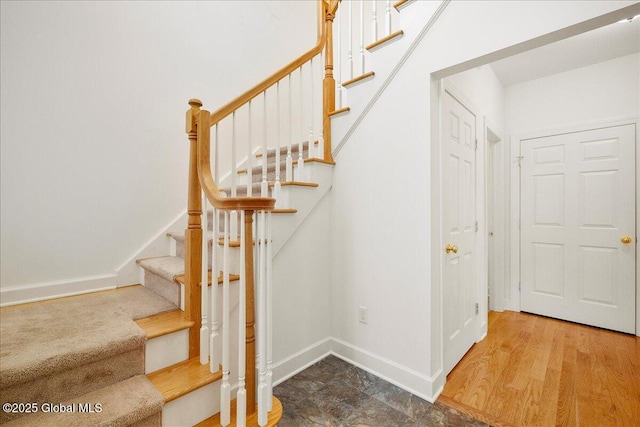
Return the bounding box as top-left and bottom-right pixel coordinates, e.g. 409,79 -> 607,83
520,124 -> 636,334
441,89 -> 479,375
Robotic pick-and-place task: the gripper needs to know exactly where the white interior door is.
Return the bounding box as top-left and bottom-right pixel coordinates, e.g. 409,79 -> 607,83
520,124 -> 636,334
442,90 -> 478,375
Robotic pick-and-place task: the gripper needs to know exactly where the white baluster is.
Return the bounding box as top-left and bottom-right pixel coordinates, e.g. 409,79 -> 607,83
336,9 -> 343,110
261,91 -> 268,197
257,210 -> 268,426
386,0 -> 391,36
236,210 -> 246,427
200,192 -> 209,365
210,125 -> 220,372
309,59 -> 315,160
348,0 -> 353,80
360,0 -> 365,75
286,74 -> 293,182
230,112 -> 238,242
371,0 -> 378,42
273,82 -> 282,205
317,130 -> 325,163
247,102 -> 253,197
266,211 -> 273,411
220,211 -> 231,426
296,66 -> 306,181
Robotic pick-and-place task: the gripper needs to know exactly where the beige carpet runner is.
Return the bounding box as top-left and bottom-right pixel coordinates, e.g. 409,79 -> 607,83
0,286 -> 176,426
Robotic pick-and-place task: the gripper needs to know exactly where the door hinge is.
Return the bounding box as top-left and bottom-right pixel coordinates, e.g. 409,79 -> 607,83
475,303 -> 479,315
475,139 -> 478,151
516,155 -> 524,166
518,282 -> 521,291
518,219 -> 521,230
475,221 -> 479,232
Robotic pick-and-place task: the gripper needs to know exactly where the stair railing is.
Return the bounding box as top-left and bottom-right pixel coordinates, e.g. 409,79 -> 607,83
183,1 -> 340,425
333,0 -> 405,109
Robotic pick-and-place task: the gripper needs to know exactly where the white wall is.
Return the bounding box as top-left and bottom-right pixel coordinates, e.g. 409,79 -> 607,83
272,191 -> 332,381
0,1 -> 315,300
445,65 -> 505,132
505,53 -> 640,134
329,0 -> 637,401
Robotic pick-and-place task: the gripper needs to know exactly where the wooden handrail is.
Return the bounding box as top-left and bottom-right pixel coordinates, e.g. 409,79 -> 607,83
195,107 -> 275,212
208,2 -> 328,129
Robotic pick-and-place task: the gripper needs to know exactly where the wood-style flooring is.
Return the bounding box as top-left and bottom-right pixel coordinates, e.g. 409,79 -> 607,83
439,310 -> 640,427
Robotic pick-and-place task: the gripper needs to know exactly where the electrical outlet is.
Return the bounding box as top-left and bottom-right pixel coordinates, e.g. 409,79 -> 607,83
358,306 -> 368,324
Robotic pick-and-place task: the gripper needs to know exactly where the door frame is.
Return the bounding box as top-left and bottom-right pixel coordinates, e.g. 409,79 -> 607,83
507,116 -> 640,336
436,80 -> 487,378
485,118 -> 506,313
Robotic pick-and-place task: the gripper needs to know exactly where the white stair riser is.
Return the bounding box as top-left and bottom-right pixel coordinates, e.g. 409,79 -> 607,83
145,329 -> 189,374
162,381 -> 220,427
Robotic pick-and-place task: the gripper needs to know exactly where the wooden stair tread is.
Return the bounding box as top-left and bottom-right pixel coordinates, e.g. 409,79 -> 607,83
329,107 -> 350,117
393,0 -> 415,11
135,309 -> 194,339
147,357 -> 222,403
271,181 -> 319,188
366,30 -> 404,52
343,71 -> 375,88
195,396 -> 283,427
273,208 -> 297,214
175,271 -> 240,286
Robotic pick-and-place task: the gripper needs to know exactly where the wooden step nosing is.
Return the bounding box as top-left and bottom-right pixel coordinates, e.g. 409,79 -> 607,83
148,357 -> 223,403
328,107 -> 350,118
274,181 -> 319,188
135,309 -> 194,339
366,30 -> 404,52
343,71 -> 375,88
393,0 -> 414,11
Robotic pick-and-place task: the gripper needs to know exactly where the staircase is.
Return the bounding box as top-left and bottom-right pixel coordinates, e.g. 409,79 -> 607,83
0,1 -> 437,425
135,143 -> 333,426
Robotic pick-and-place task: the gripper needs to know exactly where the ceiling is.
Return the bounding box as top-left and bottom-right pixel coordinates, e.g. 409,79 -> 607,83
490,16 -> 640,87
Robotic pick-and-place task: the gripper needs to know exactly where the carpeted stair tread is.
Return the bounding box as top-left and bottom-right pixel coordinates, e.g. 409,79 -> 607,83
137,256 -> 184,283
256,141 -> 313,161
175,270 -> 240,286
0,286 -> 176,388
0,286 -> 175,423
4,375 -> 163,427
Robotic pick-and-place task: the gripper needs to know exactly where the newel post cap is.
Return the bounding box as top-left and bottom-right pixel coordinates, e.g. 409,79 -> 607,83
188,98 -> 203,109
186,99 -> 203,133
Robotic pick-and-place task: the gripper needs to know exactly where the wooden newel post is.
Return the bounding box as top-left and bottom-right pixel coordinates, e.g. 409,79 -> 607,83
185,98 -> 204,359
323,1 -> 337,163
244,210 -> 257,415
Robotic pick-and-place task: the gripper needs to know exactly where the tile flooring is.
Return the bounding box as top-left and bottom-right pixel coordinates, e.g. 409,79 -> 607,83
273,355 -> 488,426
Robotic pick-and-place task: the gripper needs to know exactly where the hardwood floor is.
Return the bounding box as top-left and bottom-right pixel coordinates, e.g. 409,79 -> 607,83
439,310 -> 640,427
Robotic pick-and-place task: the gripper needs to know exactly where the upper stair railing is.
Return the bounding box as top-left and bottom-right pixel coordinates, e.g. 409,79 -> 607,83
333,0 -> 406,109
182,1 -> 339,425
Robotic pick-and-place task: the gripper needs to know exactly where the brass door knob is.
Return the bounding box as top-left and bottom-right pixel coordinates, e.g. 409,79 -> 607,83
445,244 -> 458,254
621,236 -> 632,244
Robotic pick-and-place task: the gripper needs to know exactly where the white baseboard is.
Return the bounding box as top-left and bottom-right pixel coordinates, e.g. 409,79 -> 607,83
115,210 -> 187,286
272,338 -> 332,386
0,211 -> 187,307
271,336 -> 443,403
0,274 -> 119,307
330,338 -> 442,403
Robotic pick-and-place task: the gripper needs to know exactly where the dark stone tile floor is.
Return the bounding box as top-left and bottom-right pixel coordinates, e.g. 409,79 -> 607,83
273,355 -> 489,426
